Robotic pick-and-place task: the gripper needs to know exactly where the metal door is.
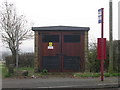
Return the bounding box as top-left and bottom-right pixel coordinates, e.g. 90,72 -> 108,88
41,32 -> 61,72
62,32 -> 81,71
41,32 -> 82,72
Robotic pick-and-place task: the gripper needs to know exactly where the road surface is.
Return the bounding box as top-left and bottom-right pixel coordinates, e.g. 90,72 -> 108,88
2,77 -> 119,89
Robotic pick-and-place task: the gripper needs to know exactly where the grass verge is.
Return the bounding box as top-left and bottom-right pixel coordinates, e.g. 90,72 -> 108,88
74,72 -> 120,78
74,72 -> 100,78
1,64 -> 120,78
1,64 -> 11,78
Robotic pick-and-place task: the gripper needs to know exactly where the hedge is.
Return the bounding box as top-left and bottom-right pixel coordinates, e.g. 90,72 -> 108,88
5,53 -> 34,68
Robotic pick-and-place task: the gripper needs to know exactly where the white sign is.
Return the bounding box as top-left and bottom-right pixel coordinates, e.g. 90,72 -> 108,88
48,46 -> 54,49
98,9 -> 102,23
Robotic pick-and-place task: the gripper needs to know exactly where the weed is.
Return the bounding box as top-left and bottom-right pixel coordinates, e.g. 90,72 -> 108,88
104,73 -> 110,77
91,73 -> 100,77
4,73 -> 11,78
42,69 -> 48,75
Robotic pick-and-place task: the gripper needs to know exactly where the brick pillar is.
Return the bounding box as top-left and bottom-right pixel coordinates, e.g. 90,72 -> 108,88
84,31 -> 89,72
34,31 -> 39,72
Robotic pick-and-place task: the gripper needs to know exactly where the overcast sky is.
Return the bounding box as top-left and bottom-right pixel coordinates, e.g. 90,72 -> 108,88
0,0 -> 119,53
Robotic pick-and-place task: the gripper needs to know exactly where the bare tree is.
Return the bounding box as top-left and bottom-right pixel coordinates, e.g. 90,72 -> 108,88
0,2 -> 33,65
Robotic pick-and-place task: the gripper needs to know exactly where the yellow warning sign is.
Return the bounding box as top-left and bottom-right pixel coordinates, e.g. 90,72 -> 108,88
48,42 -> 53,49
49,42 -> 53,46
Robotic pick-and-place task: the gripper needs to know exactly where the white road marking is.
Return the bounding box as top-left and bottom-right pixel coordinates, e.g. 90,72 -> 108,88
37,83 -> 119,88
37,85 -> 72,88
37,85 -> 94,88
98,83 -> 118,86
49,86 -> 72,88
98,84 -> 106,85
37,87 -> 49,88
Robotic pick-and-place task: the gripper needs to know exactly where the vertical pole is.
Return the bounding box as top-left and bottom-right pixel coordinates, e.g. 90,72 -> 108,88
118,2 -> 120,86
109,0 -> 113,73
101,8 -> 104,38
118,1 -> 120,40
16,26 -> 19,71
101,58 -> 104,81
101,8 -> 104,81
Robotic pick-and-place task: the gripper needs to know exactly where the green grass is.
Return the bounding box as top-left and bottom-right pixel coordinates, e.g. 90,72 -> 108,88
0,63 -> 2,77
16,67 -> 34,76
74,72 -> 100,77
74,72 -> 120,78
1,63 -> 12,78
1,63 -> 120,78
104,73 -> 120,77
2,65 -> 34,78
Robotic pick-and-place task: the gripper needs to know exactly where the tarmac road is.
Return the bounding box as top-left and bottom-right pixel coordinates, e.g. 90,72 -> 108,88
2,77 -> 119,89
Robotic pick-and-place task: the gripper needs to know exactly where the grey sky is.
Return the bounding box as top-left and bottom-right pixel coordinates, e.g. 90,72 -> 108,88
0,0 -> 119,53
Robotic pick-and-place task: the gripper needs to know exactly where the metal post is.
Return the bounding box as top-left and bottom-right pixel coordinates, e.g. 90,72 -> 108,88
108,0 -> 113,73
101,58 -> 104,81
101,8 -> 104,81
118,1 -> 120,40
16,26 -> 19,71
101,8 -> 104,38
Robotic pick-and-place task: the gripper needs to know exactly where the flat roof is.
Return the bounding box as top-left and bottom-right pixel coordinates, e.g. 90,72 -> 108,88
32,26 -> 90,31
